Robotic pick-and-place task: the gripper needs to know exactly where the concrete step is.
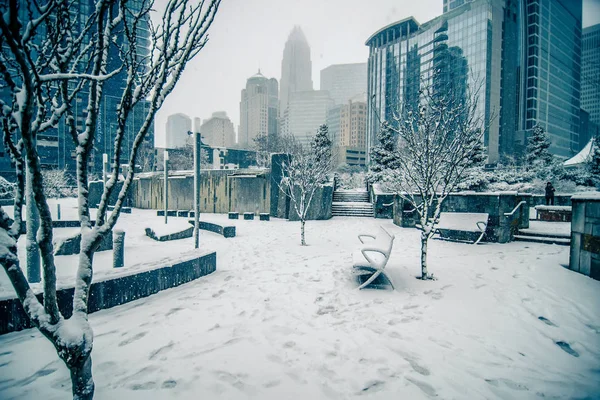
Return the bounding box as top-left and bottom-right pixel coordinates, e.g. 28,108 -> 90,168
513,234 -> 570,246
517,229 -> 570,239
332,212 -> 373,217
333,192 -> 370,202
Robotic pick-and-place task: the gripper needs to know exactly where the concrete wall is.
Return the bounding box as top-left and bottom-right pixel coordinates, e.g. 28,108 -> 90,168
0,252 -> 216,335
88,181 -> 133,207
287,184 -> 333,221
130,170 -> 270,215
570,195 -> 600,280
392,192 -> 531,243
530,194 -> 572,207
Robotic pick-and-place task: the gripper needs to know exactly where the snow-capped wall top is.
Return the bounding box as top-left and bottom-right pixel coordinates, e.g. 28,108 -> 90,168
571,191 -> 600,201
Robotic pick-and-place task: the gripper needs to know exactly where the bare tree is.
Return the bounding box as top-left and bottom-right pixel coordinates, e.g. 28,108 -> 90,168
0,0 -> 221,398
370,73 -> 487,279
278,125 -> 333,245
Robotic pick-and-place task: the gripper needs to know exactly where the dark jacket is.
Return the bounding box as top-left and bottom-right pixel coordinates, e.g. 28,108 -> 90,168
545,185 -> 555,198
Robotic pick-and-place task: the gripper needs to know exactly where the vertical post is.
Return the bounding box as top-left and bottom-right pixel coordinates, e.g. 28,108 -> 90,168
57,203 -> 61,220
26,160 -> 41,283
112,230 -> 125,268
193,132 -> 201,249
164,150 -> 169,224
102,153 -> 108,187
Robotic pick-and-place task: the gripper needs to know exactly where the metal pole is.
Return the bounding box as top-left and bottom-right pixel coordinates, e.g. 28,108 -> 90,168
112,230 -> 125,268
102,153 -> 108,187
164,150 -> 169,224
193,132 -> 201,248
57,203 -> 61,220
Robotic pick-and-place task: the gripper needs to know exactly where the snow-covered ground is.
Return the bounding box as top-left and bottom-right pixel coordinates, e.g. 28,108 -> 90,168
1,205 -> 599,399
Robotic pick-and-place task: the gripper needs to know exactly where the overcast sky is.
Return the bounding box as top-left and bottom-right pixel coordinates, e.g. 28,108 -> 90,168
154,0 -> 600,147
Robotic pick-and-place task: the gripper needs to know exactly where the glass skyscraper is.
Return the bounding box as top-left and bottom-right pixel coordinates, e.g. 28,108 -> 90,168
0,0 -> 154,179
581,24 -> 600,127
366,0 -> 583,164
366,1 -> 504,163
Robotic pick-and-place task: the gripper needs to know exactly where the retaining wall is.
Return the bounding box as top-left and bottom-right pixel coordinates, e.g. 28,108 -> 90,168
0,252 -> 216,335
570,193 -> 600,280
392,192 -> 531,243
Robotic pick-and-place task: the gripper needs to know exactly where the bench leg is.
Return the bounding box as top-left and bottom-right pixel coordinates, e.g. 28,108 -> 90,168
357,269 -> 394,290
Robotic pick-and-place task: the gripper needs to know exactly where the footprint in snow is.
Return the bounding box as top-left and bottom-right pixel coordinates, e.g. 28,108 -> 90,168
556,341 -> 579,357
118,331 -> 148,347
538,316 -> 557,327
212,289 -> 225,298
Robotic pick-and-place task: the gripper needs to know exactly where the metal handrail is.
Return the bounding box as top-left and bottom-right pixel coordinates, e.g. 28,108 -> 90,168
504,201 -> 527,217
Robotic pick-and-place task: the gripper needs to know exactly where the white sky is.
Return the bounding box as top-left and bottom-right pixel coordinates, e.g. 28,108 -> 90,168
154,0 -> 600,147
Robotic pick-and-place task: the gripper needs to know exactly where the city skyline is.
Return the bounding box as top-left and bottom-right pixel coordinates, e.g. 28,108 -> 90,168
153,0 -> 600,148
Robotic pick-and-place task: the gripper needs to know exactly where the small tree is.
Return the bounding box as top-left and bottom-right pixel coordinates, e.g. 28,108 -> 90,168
168,145 -> 210,170
0,0 -> 221,398
366,121 -> 400,184
279,125 -> 333,245
525,124 -> 554,167
371,74 -> 488,279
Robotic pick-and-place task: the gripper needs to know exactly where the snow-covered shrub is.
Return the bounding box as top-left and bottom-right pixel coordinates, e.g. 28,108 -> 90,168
336,171 -> 366,190
42,169 -> 76,198
0,176 -> 15,199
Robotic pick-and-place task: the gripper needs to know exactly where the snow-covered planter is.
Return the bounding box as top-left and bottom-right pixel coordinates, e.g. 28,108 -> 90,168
535,205 -> 572,222
570,193 -> 600,280
0,252 -> 216,335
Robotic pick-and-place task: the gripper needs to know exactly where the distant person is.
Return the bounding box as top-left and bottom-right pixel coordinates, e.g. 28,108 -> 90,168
545,182 -> 555,206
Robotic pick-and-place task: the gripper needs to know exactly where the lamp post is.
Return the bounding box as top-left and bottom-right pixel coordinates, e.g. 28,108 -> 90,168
164,150 -> 169,224
102,153 -> 108,187
193,132 -> 201,248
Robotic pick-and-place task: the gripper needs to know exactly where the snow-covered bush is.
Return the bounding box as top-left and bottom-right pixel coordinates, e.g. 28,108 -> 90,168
42,169 -> 76,198
0,176 -> 15,199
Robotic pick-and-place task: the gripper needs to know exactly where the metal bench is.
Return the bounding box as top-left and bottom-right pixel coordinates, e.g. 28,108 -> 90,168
352,226 -> 395,290
435,212 -> 489,244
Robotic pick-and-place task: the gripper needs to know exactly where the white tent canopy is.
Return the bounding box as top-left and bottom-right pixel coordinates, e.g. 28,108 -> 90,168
564,138 -> 595,168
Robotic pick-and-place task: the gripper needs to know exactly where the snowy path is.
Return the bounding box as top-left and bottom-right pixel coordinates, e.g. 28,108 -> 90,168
0,215 -> 599,399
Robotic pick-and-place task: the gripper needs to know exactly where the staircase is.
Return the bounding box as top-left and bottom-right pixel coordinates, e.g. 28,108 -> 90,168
332,190 -> 373,217
513,229 -> 571,246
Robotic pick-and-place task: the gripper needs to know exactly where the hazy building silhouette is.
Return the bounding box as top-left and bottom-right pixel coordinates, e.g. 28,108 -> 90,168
239,71 -> 279,149
279,26 -> 313,119
281,90 -> 333,147
166,113 -> 192,149
200,112 -> 236,148
320,63 -> 367,105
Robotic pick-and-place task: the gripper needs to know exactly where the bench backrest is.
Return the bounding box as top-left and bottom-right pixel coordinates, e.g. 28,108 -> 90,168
436,212 -> 489,232
373,226 -> 394,258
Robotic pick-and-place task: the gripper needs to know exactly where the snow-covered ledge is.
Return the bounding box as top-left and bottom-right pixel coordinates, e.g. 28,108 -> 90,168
569,192 -> 600,280
0,251 -> 216,335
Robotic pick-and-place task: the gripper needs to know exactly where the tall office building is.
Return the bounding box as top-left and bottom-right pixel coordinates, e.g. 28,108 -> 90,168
582,24 -> 600,126
280,26 -> 313,118
239,71 -> 279,149
0,0 -> 154,178
327,96 -> 368,167
366,0 -> 583,164
320,63 -> 368,105
166,113 -> 192,149
200,112 -> 236,148
281,90 -> 333,147
514,0 -> 582,158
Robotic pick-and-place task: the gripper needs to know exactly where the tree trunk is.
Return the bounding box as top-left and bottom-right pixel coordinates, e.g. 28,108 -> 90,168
26,163 -> 41,283
69,353 -> 95,400
420,231 -> 428,279
301,219 -> 306,246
